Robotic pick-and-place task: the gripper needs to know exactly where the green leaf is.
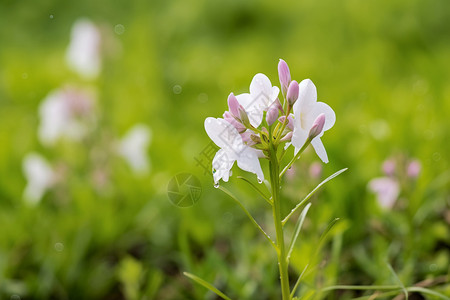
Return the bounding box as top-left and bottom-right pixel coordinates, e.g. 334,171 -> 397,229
218,186 -> 277,250
287,203 -> 311,262
183,272 -> 233,300
282,168 -> 348,225
237,176 -> 272,205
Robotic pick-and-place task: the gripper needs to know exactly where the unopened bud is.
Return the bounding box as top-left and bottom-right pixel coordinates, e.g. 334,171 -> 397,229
286,80 -> 299,106
238,106 -> 250,127
227,93 -> 240,117
278,59 -> 291,96
308,113 -> 326,139
223,111 -> 246,133
280,131 -> 293,142
250,134 -> 261,144
278,115 -> 294,131
266,103 -> 279,126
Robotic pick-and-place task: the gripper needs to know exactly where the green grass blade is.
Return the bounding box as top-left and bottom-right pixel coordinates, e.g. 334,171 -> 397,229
282,168 -> 348,225
287,203 -> 312,262
218,186 -> 277,250
183,272 -> 233,300
387,263 -> 408,300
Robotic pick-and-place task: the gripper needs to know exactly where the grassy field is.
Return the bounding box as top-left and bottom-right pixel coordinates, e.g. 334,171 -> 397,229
0,0 -> 449,299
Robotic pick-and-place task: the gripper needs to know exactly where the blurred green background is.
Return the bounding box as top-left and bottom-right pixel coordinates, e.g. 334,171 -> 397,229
0,0 -> 449,299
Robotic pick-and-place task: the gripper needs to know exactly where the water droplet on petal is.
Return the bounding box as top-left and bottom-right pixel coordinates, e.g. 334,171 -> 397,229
214,183 -> 220,188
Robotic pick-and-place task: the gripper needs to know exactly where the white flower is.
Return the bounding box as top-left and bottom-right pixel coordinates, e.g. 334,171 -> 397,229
38,87 -> 95,146
22,153 -> 54,204
204,117 -> 264,184
66,19 -> 101,79
368,177 -> 400,209
235,73 -> 279,128
291,79 -> 336,163
118,124 -> 152,175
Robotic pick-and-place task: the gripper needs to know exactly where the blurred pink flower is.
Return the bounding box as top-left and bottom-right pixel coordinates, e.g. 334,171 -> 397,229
368,177 -> 400,209
38,87 -> 95,146
407,159 -> 421,178
309,162 -> 322,179
382,158 -> 396,176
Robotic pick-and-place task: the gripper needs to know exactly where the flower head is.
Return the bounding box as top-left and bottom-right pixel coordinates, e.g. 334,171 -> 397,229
291,79 -> 335,163
205,117 -> 264,184
235,73 -> 279,128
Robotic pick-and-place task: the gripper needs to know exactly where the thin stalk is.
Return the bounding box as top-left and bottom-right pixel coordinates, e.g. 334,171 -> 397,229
279,138 -> 311,178
269,144 -> 291,300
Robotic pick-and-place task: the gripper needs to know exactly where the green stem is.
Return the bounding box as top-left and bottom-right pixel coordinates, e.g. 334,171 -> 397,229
269,143 -> 291,300
279,138 -> 311,179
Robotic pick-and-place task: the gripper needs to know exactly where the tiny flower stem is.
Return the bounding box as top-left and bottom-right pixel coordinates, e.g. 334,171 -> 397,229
269,143 -> 291,300
275,106 -> 292,144
279,138 -> 312,179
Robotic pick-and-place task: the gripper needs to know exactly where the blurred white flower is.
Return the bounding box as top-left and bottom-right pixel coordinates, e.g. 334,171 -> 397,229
22,153 -> 54,204
38,87 -> 95,146
66,19 -> 101,79
118,124 -> 152,175
291,79 -> 336,163
204,117 -> 264,184
368,177 -> 400,209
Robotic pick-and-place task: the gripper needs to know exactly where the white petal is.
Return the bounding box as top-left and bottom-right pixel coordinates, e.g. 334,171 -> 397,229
249,73 -> 273,99
118,124 -> 152,174
205,117 -> 243,150
212,149 -> 236,184
297,79 -> 317,110
236,149 -> 264,181
236,93 -> 264,128
22,153 -> 54,204
309,102 -> 336,132
291,126 -> 308,153
311,137 -> 329,163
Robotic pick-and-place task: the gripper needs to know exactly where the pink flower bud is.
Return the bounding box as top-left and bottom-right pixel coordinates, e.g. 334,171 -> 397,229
266,103 -> 279,126
407,159 -> 421,178
223,111 -> 246,133
308,113 -> 326,139
238,106 -> 250,127
274,97 -> 285,114
278,115 -> 294,131
280,131 -> 293,142
278,59 -> 291,96
286,80 -> 299,106
227,93 -> 240,117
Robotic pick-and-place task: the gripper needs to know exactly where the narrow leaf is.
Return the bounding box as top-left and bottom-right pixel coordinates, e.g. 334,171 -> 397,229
183,272 -> 233,300
237,176 -> 272,205
387,263 -> 408,300
218,186 -> 277,250
283,168 -> 347,225
287,203 -> 311,262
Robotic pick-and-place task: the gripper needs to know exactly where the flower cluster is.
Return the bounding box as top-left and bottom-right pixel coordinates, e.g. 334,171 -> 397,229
205,59 -> 336,185
22,18 -> 151,204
